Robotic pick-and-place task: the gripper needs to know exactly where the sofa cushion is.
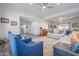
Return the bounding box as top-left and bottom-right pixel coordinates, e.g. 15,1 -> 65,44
16,35 -> 22,39
22,38 -> 32,43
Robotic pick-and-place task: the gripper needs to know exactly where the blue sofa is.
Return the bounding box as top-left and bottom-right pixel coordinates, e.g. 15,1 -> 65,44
53,42 -> 79,56
8,31 -> 43,56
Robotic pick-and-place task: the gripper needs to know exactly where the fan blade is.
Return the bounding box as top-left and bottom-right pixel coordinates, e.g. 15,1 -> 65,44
42,3 -> 48,6
37,3 -> 44,6
47,6 -> 54,8
37,3 -> 48,7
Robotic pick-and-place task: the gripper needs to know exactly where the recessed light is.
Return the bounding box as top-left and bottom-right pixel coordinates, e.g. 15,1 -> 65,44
42,6 -> 46,9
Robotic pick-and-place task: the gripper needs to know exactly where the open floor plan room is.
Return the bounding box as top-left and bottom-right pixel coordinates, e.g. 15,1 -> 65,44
0,3 -> 79,56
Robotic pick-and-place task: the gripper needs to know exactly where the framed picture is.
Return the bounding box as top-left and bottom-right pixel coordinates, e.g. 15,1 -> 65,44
72,23 -> 79,28
1,18 -> 9,23
11,21 -> 17,26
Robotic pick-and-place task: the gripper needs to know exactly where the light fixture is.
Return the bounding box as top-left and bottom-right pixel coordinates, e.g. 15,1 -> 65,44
37,3 -> 54,12
42,6 -> 46,9
58,17 -> 64,23
42,6 -> 47,12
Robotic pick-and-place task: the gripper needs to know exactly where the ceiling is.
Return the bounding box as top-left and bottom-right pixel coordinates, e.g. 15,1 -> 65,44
0,3 -> 79,21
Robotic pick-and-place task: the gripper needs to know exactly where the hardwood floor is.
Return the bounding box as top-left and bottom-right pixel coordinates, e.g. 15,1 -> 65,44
32,36 -> 71,56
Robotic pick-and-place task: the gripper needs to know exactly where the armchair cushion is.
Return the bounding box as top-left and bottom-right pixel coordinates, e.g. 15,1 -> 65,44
22,38 -> 32,43
16,35 -> 22,39
26,41 -> 36,45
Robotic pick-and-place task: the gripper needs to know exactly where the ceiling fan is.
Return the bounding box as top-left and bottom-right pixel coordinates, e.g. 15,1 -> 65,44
37,3 -> 54,12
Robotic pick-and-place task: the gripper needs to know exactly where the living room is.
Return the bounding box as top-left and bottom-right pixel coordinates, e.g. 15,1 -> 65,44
0,3 -> 79,56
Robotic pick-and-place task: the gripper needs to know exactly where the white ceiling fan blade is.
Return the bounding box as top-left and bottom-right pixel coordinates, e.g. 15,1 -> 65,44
37,3 -> 44,6
46,6 -> 54,8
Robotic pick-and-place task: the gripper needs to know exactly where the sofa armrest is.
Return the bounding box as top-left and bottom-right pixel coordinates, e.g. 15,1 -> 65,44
22,38 -> 32,43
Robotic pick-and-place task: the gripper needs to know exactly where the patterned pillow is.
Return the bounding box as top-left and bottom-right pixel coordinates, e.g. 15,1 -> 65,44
57,30 -> 64,34
71,34 -> 79,52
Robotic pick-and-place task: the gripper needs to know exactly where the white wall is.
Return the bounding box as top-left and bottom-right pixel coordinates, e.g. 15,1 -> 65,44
39,20 -> 48,29
0,5 -> 48,37
29,20 -> 48,35
0,15 -> 20,38
0,7 -> 8,38
0,23 -> 6,38
0,6 -> 40,38
29,21 -> 40,35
